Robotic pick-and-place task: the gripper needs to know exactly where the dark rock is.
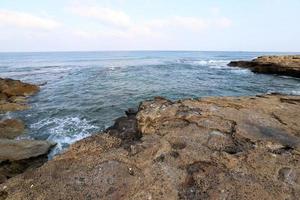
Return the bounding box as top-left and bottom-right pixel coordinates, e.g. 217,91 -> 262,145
228,55 -> 300,78
125,108 -> 138,116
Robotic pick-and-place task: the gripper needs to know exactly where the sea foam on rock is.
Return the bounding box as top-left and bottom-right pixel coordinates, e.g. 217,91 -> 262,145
1,94 -> 300,200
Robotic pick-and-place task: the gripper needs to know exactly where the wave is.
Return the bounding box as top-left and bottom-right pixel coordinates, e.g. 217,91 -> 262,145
286,90 -> 300,95
30,116 -> 99,158
173,59 -> 231,67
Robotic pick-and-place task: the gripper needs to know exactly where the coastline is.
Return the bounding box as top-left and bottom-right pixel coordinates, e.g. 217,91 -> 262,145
1,93 -> 300,199
228,55 -> 300,78
0,54 -> 300,199
0,78 -> 56,184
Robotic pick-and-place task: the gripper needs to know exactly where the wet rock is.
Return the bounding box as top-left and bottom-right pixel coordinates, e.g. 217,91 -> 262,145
0,78 -> 39,113
0,78 -> 39,97
0,78 -> 49,185
228,55 -> 300,78
106,114 -> 141,149
125,108 -> 138,116
0,139 -> 56,161
0,119 -> 25,139
0,103 -> 29,113
1,94 -> 300,200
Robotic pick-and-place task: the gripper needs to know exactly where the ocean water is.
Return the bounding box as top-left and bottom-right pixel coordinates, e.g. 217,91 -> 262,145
0,51 -> 299,156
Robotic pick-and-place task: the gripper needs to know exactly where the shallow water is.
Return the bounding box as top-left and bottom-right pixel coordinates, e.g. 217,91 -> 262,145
1,51 -> 299,156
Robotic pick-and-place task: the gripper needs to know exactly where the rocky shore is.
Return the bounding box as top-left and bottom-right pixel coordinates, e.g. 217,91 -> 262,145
1,94 -> 299,200
0,78 -> 55,184
228,55 -> 300,78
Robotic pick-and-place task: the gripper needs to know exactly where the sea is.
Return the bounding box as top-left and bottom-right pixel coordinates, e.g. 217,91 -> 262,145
0,51 -> 299,156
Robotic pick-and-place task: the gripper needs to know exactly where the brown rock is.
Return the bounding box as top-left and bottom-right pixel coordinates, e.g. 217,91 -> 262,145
0,119 -> 25,139
0,78 -> 39,97
0,139 -> 56,184
0,103 -> 29,113
1,94 -> 300,200
0,78 -> 39,113
0,78 -> 44,186
0,93 -> 7,104
0,139 -> 55,161
228,55 -> 300,77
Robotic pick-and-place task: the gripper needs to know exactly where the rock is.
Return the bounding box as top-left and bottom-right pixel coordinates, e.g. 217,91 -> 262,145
0,78 -> 39,113
0,78 -> 39,97
8,96 -> 27,104
228,55 -> 300,78
0,94 -> 7,104
0,139 -> 55,161
0,103 -> 29,113
125,108 -> 138,117
0,119 -> 25,139
0,155 -> 48,185
0,78 -> 46,186
1,95 -> 300,200
0,139 -> 56,184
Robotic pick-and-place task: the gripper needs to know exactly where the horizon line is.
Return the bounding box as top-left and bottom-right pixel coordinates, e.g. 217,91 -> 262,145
0,50 -> 300,54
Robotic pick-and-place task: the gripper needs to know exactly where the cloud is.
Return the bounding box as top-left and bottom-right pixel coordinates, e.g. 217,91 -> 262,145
0,9 -> 61,30
147,16 -> 209,32
69,5 -> 132,29
215,17 -> 232,28
68,3 -> 232,35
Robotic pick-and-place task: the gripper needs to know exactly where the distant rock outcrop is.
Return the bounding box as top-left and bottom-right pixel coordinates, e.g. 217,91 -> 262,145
228,55 -> 300,78
1,94 -> 299,200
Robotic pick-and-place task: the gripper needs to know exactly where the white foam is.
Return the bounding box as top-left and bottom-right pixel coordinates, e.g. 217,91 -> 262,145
288,90 -> 300,95
184,59 -> 231,67
0,111 -> 13,120
229,68 -> 252,74
30,116 -> 99,158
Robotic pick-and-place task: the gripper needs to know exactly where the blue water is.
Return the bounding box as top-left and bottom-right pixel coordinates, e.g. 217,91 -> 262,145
1,51 -> 299,156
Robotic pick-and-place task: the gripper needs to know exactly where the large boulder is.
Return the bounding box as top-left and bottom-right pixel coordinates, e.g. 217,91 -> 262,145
0,119 -> 25,139
228,55 -> 300,77
0,139 -> 55,161
0,95 -> 300,200
0,139 -> 56,184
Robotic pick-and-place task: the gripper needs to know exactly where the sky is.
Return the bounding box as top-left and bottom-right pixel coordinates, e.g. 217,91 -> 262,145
0,0 -> 299,52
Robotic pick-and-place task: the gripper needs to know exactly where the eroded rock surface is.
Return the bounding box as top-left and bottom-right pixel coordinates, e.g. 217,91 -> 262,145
228,55 -> 300,77
0,78 -> 39,113
0,119 -> 25,139
1,94 -> 300,200
0,78 -> 55,185
0,139 -> 55,161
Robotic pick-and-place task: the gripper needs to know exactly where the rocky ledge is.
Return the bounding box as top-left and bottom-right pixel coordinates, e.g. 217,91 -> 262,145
0,78 -> 40,112
0,78 -> 55,185
1,94 -> 300,200
228,55 -> 300,78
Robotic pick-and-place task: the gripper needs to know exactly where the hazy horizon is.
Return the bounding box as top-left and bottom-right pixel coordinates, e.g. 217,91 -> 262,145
1,50 -> 300,54
0,0 -> 300,52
